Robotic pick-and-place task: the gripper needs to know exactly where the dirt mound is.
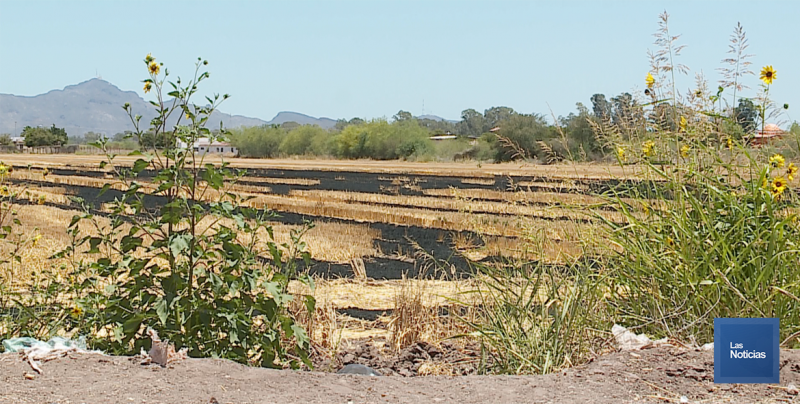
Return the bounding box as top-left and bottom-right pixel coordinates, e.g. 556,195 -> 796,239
3,348 -> 800,403
325,338 -> 483,377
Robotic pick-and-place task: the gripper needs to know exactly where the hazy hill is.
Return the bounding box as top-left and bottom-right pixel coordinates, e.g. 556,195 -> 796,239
270,111 -> 336,129
0,79 -> 337,136
417,114 -> 457,123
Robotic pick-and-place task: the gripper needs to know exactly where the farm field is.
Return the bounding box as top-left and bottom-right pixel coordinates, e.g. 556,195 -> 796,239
4,147 -> 800,404
1,155 -> 629,371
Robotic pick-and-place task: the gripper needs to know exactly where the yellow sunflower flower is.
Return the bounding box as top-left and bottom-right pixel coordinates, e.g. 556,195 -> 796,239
144,82 -> 152,94
772,176 -> 788,199
0,163 -> 7,176
726,137 -> 733,149
642,140 -> 655,157
31,234 -> 41,246
616,146 -> 626,162
646,73 -> 655,89
680,144 -> 690,158
145,53 -> 155,63
37,195 -> 46,205
760,65 -> 776,85
70,306 -> 83,319
788,163 -> 798,181
42,168 -> 49,178
149,61 -> 160,75
770,153 -> 785,169
679,116 -> 688,132
0,186 -> 8,196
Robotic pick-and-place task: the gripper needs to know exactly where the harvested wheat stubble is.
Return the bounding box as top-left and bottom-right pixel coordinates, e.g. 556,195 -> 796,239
0,154 -> 648,179
21,172 -> 603,241
289,189 -> 628,223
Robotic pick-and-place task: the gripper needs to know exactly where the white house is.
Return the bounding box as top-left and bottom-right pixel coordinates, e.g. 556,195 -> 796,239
10,137 -> 25,150
176,138 -> 238,155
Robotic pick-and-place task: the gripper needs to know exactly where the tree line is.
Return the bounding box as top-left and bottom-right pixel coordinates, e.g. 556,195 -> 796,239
0,91 -> 774,162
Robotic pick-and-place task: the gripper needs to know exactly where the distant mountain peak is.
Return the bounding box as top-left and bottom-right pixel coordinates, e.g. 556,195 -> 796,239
0,79 -> 268,136
268,111 -> 337,129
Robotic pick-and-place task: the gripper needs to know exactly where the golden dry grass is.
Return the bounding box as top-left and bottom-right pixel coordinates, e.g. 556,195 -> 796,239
290,189 -> 626,222
289,278 -> 479,311
272,222 -> 379,263
0,154 -> 647,179
0,155 -> 624,348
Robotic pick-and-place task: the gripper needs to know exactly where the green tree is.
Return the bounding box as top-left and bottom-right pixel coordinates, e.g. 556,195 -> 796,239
138,131 -> 173,149
417,117 -> 457,134
280,121 -> 300,131
734,98 -> 758,135
559,103 -> 600,159
392,110 -> 413,122
228,125 -> 283,157
83,131 -> 104,144
611,93 -> 635,127
279,125 -> 329,156
590,94 -> 612,121
333,117 -> 365,132
22,124 -> 68,147
492,113 -> 553,162
0,134 -> 11,146
333,119 -> 432,160
456,109 -> 486,138
483,106 -> 516,129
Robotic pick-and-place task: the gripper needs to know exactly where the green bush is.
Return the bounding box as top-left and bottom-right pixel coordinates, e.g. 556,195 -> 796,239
229,125 -> 284,158
332,119 -> 433,160
279,125 -> 331,156
60,56 -> 315,368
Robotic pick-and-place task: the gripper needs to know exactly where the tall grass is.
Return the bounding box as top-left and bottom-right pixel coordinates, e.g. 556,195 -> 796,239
457,258 -> 607,375
602,142 -> 800,344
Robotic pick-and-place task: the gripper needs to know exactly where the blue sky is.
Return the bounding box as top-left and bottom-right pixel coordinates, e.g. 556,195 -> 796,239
1,0 -> 798,123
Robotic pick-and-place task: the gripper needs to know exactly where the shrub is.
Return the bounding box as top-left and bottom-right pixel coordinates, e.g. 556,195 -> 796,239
600,13 -> 798,343
61,56 -> 315,368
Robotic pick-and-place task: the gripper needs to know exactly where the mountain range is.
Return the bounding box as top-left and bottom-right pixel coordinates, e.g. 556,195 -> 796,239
0,79 -> 347,136
0,79 -> 455,136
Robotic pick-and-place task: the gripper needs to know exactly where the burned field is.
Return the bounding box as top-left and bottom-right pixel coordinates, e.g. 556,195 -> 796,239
1,156 -> 641,377
5,159 -> 635,280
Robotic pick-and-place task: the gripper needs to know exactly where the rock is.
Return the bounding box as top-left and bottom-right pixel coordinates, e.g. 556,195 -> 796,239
337,364 -> 382,376
342,353 -> 356,364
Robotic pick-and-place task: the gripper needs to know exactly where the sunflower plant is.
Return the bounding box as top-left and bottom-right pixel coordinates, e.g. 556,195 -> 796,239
597,15 -> 800,344
57,55 -> 316,368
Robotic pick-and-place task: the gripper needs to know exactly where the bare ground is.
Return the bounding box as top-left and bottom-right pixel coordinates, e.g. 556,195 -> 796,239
3,348 -> 800,403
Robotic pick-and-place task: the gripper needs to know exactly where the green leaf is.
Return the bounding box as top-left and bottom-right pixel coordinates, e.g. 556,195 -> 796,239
98,183 -> 112,198
132,158 -> 150,174
120,235 -> 143,253
88,237 -> 103,254
122,315 -> 144,337
155,298 -> 168,326
169,235 -> 191,257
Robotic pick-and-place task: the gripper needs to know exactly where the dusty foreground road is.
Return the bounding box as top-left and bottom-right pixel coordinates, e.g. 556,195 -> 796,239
2,348 -> 798,404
